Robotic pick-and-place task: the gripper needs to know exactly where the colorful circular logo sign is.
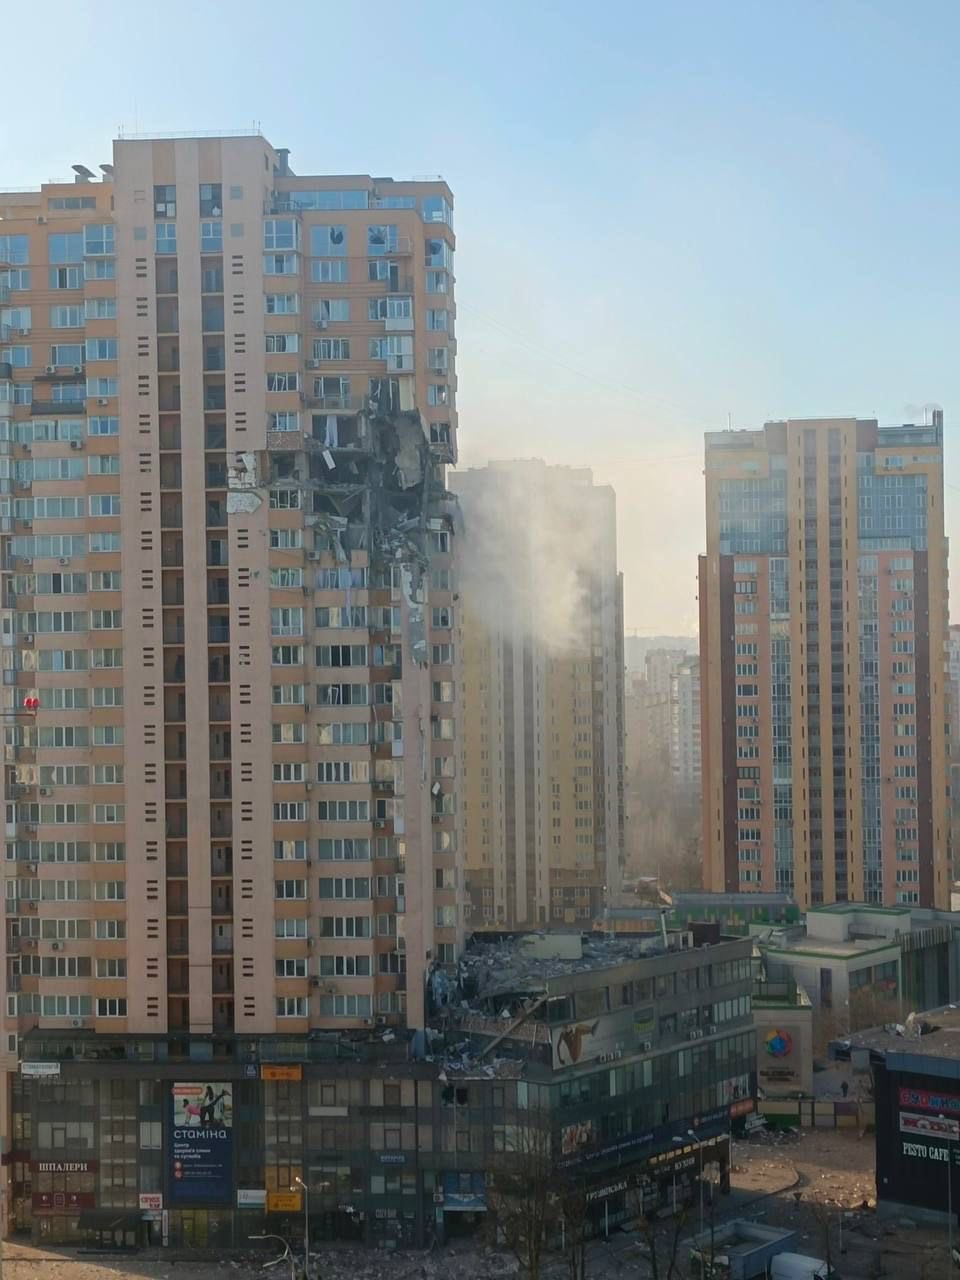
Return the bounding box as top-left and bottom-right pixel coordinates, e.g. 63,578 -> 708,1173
764,1028 -> 793,1058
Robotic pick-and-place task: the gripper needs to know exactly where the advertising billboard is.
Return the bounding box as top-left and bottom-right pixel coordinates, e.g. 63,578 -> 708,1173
169,1083 -> 233,1205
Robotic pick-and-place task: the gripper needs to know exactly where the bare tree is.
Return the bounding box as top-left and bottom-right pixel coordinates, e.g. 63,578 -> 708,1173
802,1191 -> 840,1276
485,1121 -> 555,1280
628,1184 -> 688,1280
558,1178 -> 590,1280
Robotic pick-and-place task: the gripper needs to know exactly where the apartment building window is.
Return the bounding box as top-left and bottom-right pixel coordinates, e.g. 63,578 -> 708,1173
92,685 -> 123,706
425,270 -> 448,294
269,489 -> 301,510
85,338 -> 118,361
274,918 -> 307,939
321,955 -> 372,978
92,726 -> 123,745
200,221 -> 223,252
270,567 -> 303,588
155,224 -> 177,255
431,606 -> 452,628
266,371 -> 299,392
1,306 -> 30,331
317,761 -> 370,783
315,604 -> 367,627
314,338 -> 350,361
271,645 -> 303,666
92,804 -> 124,824
88,416 -> 119,436
0,235 -> 28,264
426,308 -> 449,331
265,294 -> 299,314
317,722 -> 369,746
367,225 -> 398,255
272,684 -> 305,705
82,224 -> 114,256
154,185 -> 176,217
270,529 -> 302,549
93,881 -> 125,901
264,219 -> 300,251
427,384 -> 449,406
315,644 -> 366,667
48,233 -> 83,264
317,800 -> 370,823
268,411 -> 300,432
0,269 -> 29,292
428,347 -> 448,372
277,997 -> 308,1018
311,259 -> 349,283
312,300 -> 349,325
85,259 -> 115,281
276,958 -> 307,978
318,838 -> 371,861
50,306 -> 82,328
368,297 -> 411,320
313,375 -> 350,403
49,343 -> 83,367
317,683 -> 368,706
89,496 -> 121,517
49,266 -> 83,290
264,252 -> 299,275
273,723 -> 305,744
84,298 -> 116,320
200,184 -> 223,216
265,333 -> 300,354
271,607 -> 303,636
310,225 -> 346,256
1,345 -> 30,367
318,876 -> 370,898
86,376 -> 117,396
274,878 -> 307,899
318,994 -> 372,1017
274,763 -> 306,783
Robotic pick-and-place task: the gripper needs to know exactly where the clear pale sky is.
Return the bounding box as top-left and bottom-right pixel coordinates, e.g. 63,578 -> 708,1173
5,0 -> 960,634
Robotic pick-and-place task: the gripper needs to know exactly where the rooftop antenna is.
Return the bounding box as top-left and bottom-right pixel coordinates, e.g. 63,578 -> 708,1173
727,412 -> 733,431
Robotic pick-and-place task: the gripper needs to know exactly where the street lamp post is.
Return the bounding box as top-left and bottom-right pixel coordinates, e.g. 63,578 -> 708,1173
940,1115 -> 954,1270
293,1176 -> 309,1277
672,1129 -> 705,1239
248,1233 -> 296,1280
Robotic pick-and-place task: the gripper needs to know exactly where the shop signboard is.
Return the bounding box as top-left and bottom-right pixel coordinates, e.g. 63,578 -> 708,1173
238,1189 -> 267,1208
169,1082 -> 233,1205
32,1191 -> 95,1212
261,1065 -> 302,1081
266,1191 -> 302,1213
900,1111 -> 960,1140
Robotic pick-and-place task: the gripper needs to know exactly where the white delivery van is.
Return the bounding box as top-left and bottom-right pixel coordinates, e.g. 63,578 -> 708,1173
769,1254 -> 833,1280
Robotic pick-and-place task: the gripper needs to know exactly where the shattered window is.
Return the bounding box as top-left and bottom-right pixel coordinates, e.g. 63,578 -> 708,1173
367,224 -> 398,255
309,224 -> 347,256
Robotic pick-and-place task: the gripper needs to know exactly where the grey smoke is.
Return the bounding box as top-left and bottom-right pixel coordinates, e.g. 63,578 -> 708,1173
452,461 -> 613,655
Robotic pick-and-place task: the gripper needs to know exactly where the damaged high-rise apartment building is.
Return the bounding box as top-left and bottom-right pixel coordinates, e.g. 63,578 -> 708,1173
0,132 -> 462,1244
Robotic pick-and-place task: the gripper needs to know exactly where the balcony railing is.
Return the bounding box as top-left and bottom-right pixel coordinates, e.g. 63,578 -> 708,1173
31,400 -> 84,415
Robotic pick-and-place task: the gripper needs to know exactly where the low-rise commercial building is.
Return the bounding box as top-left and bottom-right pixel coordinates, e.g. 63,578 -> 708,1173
759,904 -> 960,1032
12,929 -> 756,1249
842,1007 -> 960,1225
751,977 -> 813,1098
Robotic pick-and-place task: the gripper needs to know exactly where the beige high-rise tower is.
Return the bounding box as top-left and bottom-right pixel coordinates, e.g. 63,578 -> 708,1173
452,461 -> 624,928
700,416 -> 949,909
0,133 -> 462,1239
